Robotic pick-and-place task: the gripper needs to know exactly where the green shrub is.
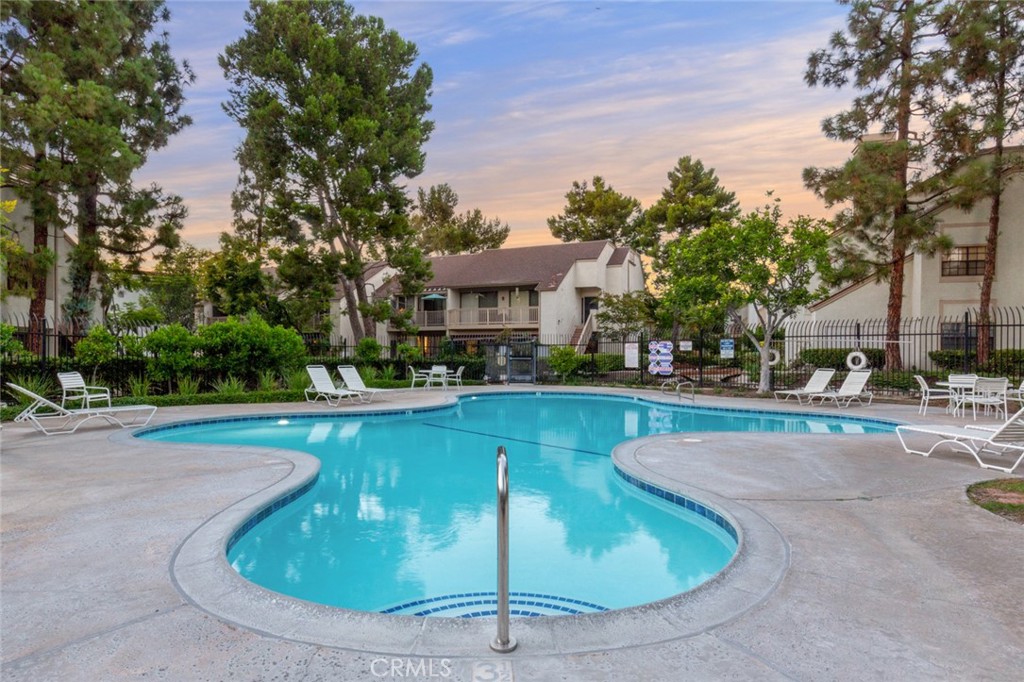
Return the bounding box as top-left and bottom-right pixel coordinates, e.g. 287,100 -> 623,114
0,323 -> 35,362
799,348 -> 885,370
355,337 -> 382,363
212,375 -> 246,394
74,326 -> 119,381
128,375 -> 150,397
176,376 -> 201,396
196,315 -> 306,384
983,349 -> 1024,378
591,353 -> 625,374
256,370 -> 279,392
143,324 -> 196,392
928,349 -> 975,372
548,346 -> 584,378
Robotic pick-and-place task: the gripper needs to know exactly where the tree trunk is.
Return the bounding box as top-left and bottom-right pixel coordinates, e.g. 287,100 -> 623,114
27,151 -> 53,355
68,181 -> 102,332
977,169 -> 1001,367
340,273 -> 365,342
884,243 -> 906,371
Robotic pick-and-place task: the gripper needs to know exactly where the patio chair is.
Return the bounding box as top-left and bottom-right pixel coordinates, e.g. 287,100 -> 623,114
807,370 -> 873,408
304,365 -> 360,406
913,375 -> 951,416
337,365 -> 388,403
425,364 -> 449,390
448,366 -> 465,389
57,371 -> 111,408
895,405 -> 1024,474
773,368 -> 835,404
1008,379 -> 1024,407
961,377 -> 1009,421
6,382 -> 156,436
408,366 -> 431,388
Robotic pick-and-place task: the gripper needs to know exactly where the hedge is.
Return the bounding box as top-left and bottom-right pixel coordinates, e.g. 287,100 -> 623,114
799,348 -> 885,370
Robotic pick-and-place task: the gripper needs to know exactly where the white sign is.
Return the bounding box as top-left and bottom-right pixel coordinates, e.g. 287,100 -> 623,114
624,343 -> 639,369
720,338 -> 735,360
678,340 -> 693,352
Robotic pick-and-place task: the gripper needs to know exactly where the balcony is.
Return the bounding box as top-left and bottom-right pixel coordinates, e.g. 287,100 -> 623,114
399,307 -> 540,330
448,306 -> 539,328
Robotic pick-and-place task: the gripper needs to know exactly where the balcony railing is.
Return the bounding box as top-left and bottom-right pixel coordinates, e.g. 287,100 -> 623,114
400,307 -> 540,329
449,306 -> 539,328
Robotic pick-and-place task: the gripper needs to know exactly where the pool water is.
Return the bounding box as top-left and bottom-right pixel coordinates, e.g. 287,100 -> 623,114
142,393 -> 892,616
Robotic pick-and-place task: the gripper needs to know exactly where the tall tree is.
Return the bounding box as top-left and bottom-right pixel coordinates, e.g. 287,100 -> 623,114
662,196 -> 836,393
646,157 -> 740,344
644,157 -> 740,247
803,0 -> 951,370
936,0 -> 1024,364
1,0 -> 193,325
413,183 -> 510,255
221,0 -> 434,342
547,175 -> 644,249
140,244 -> 211,330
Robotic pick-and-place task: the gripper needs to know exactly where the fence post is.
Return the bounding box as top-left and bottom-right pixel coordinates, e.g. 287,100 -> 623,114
41,316 -> 49,369
697,329 -> 704,388
962,310 -> 971,373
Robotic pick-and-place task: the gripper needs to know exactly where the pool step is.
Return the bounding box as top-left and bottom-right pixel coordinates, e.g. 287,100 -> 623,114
380,591 -> 609,618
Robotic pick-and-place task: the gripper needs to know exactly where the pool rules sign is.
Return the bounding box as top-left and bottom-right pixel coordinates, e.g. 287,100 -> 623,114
648,341 -> 674,376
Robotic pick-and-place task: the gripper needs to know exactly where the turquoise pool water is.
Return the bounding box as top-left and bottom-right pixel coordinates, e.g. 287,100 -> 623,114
142,393 -> 893,616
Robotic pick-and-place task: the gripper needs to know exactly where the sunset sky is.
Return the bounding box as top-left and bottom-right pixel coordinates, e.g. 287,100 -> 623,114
138,0 -> 856,251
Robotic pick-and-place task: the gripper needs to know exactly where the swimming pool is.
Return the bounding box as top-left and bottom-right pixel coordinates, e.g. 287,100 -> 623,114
142,393 -> 894,617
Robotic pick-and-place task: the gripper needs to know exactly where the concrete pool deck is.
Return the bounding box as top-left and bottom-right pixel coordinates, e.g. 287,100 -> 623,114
1,386 -> 1021,681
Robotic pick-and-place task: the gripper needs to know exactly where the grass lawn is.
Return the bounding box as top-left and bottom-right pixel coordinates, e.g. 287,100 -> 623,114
967,479 -> 1024,524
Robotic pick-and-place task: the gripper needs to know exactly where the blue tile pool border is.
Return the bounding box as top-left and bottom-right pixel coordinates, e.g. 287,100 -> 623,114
614,464 -> 739,544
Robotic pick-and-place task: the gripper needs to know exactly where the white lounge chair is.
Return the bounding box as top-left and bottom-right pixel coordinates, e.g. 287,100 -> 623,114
337,365 -> 387,403
808,370 -> 873,408
57,371 -> 112,408
304,365 -> 360,406
448,365 -> 465,389
6,382 -> 156,435
773,368 -> 835,404
896,406 -> 1024,474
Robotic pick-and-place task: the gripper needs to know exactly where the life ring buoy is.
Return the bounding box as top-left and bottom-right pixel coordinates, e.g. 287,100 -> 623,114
846,351 -> 868,370
497,354 -> 507,367
767,349 -> 781,366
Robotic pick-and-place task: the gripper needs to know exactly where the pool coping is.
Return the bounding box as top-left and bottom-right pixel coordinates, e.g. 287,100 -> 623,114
146,389 -> 795,656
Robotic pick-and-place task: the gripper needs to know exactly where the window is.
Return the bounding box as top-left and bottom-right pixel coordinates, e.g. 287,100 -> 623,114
941,246 -> 986,276
940,321 -> 994,352
478,291 -> 498,308
529,290 -> 539,306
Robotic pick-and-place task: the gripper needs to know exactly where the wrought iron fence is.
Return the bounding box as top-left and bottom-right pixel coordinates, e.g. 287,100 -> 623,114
4,307 -> 1022,399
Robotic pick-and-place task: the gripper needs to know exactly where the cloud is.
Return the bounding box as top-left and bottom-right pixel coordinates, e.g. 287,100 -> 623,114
161,1 -> 856,249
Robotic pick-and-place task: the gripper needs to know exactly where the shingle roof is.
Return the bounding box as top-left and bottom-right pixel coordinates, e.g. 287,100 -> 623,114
424,240 -> 613,292
607,246 -> 630,266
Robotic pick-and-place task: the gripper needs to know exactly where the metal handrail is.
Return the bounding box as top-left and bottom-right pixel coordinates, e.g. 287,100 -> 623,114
490,446 -> 517,653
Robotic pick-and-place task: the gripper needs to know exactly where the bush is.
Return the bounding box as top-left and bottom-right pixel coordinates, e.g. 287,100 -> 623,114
355,337 -> 382,363
196,316 -> 306,386
800,348 -> 885,370
74,326 -> 119,380
143,324 -> 197,392
548,346 -> 584,378
0,323 -> 34,362
983,349 -> 1024,378
928,349 -> 975,372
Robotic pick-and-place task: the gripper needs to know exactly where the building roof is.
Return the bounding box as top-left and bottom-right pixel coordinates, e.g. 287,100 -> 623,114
607,246 -> 630,266
423,240 -> 613,292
